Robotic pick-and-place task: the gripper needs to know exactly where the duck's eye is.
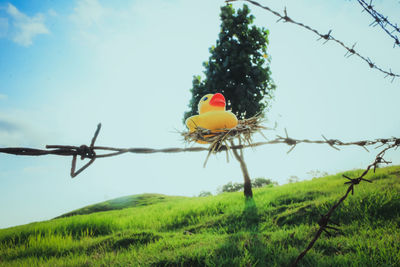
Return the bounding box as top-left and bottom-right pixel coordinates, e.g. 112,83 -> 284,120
202,96 -> 208,101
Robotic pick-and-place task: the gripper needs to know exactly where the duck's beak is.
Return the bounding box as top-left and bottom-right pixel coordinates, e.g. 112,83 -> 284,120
209,93 -> 226,107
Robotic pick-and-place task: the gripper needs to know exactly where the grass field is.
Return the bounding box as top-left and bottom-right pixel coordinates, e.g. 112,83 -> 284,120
54,194 -> 188,219
1,166 -> 399,266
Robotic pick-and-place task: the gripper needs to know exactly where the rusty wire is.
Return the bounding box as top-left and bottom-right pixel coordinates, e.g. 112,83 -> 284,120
0,123 -> 399,178
357,0 -> 400,48
226,0 -> 400,82
291,139 -> 400,266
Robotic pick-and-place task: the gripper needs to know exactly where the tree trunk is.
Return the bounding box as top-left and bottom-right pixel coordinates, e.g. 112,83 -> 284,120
230,140 -> 253,198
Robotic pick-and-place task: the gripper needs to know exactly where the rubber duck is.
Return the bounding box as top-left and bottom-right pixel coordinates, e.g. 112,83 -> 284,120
186,93 -> 238,143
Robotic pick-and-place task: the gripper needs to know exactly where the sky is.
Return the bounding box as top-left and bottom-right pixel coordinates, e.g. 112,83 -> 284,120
0,0 -> 399,229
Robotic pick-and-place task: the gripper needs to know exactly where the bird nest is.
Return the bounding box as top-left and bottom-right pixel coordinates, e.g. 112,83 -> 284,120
182,115 -> 268,154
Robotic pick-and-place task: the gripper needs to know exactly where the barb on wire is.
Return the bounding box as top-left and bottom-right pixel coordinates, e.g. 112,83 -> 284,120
357,0 -> 400,48
70,123 -> 101,177
226,0 -> 400,81
0,123 -> 399,179
291,140 -> 399,267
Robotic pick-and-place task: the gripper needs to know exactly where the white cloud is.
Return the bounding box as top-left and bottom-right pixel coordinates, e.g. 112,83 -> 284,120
0,93 -> 7,100
0,112 -> 46,146
0,117 -> 29,146
0,17 -> 7,37
6,3 -> 49,46
69,0 -> 110,44
70,0 -> 106,28
48,9 -> 58,17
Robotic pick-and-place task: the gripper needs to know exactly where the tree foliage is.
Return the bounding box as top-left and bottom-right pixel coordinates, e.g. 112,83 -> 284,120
219,178 -> 277,193
252,177 -> 277,188
184,4 -> 275,122
198,191 -> 213,197
221,181 -> 244,193
287,176 -> 300,184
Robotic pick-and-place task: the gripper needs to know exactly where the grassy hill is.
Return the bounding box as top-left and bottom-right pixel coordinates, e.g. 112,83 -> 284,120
54,193 -> 187,219
0,166 -> 399,266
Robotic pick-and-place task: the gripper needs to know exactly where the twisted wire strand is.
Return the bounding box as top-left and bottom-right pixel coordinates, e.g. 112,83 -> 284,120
226,0 -> 400,82
357,0 -> 400,48
291,141 -> 398,266
0,123 -> 398,176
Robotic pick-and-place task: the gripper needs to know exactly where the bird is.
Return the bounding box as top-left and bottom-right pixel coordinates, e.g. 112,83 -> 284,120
185,93 -> 238,143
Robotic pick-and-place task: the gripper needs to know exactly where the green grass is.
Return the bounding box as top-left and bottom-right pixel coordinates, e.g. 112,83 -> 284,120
54,193 -> 187,218
1,166 -> 399,266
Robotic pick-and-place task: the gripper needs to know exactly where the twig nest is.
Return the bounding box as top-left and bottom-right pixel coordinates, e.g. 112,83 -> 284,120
182,115 -> 268,153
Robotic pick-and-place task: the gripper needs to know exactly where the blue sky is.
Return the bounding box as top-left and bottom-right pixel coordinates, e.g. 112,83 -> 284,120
0,0 -> 399,229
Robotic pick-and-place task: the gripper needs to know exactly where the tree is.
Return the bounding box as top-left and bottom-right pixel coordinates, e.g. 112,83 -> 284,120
184,4 -> 275,122
307,170 -> 329,178
198,191 -> 213,197
220,181 -> 244,193
184,4 -> 275,198
252,177 -> 277,188
219,178 -> 277,193
287,175 -> 300,184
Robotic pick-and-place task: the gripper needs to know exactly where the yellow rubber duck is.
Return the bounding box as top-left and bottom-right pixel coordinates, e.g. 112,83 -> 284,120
186,93 -> 238,143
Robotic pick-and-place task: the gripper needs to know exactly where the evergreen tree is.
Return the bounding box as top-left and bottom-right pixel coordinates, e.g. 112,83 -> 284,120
184,4 -> 275,122
184,4 -> 275,198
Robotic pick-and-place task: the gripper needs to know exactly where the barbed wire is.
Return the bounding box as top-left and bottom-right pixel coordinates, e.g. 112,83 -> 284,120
358,0 -> 400,48
291,139 -> 399,266
226,0 -> 400,82
0,123 -> 398,178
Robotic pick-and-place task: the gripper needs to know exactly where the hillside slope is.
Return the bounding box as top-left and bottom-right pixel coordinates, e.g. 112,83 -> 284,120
54,193 -> 186,219
1,166 -> 399,266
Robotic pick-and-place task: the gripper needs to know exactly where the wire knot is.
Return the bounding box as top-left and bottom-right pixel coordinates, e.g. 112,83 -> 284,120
318,215 -> 329,227
76,145 -> 95,159
318,215 -> 340,237
70,123 -> 101,178
343,174 -> 372,195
